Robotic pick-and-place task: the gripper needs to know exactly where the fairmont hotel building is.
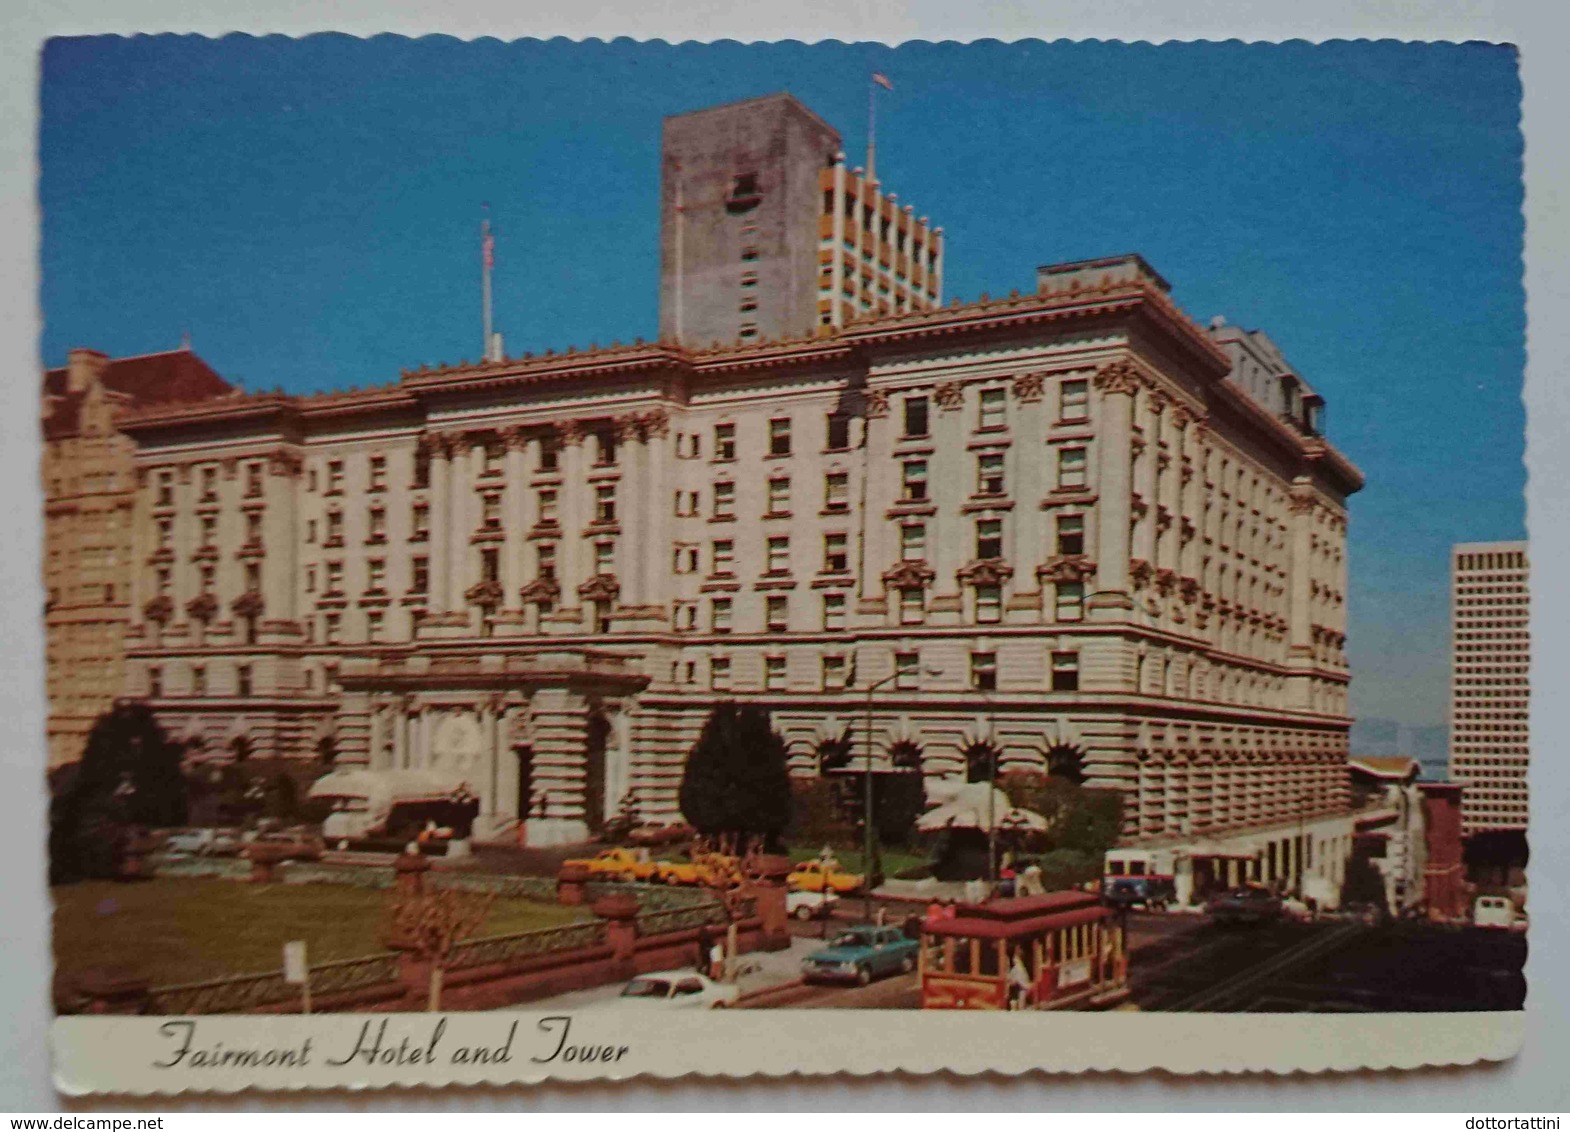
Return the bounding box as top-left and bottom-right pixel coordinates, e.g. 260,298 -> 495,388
78,93 -> 1365,881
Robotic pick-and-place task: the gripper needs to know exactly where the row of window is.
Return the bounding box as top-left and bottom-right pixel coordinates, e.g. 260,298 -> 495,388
147,663 -> 252,698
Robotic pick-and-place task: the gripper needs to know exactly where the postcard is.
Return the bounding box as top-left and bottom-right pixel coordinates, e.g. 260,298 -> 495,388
39,33 -> 1526,1094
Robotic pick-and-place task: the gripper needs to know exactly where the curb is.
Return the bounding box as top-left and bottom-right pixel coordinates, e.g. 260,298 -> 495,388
733,976 -> 805,1007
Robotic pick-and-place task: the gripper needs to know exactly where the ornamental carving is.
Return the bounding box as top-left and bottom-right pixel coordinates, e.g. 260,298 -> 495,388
502,424 -> 532,451
1146,389 -> 1169,416
232,591 -> 265,618
519,578 -> 560,606
185,593 -> 219,622
1155,567 -> 1178,595
266,450 -> 302,477
1130,558 -> 1154,589
1179,576 -> 1202,604
1037,555 -> 1097,584
577,574 -> 621,603
933,381 -> 965,411
221,457 -> 239,480
881,559 -> 936,590
958,558 -> 1015,588
1093,359 -> 1143,396
637,408 -> 671,439
143,596 -> 174,623
465,580 -> 504,608
1012,371 -> 1046,403
1170,405 -> 1194,430
558,419 -> 590,446
1289,487 -> 1317,514
863,389 -> 890,418
613,415 -> 643,443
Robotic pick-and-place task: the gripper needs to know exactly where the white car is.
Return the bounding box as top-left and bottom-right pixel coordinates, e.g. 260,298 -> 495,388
164,828 -> 216,856
786,889 -> 840,921
615,970 -> 739,1009
1473,895 -> 1519,930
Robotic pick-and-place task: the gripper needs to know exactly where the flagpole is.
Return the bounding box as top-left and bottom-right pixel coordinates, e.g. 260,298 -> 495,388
866,77 -> 877,183
481,206 -> 494,361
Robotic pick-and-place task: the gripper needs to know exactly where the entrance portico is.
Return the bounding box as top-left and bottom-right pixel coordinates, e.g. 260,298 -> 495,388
334,647 -> 647,847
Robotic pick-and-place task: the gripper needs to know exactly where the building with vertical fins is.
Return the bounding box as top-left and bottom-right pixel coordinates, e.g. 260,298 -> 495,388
1448,540 -> 1529,834
85,92 -> 1368,899
41,346 -> 233,767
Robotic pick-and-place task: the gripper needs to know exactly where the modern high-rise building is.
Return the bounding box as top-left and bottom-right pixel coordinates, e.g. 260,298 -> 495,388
95,94 -> 1364,896
41,346 -> 233,767
659,93 -> 943,347
1448,540 -> 1530,833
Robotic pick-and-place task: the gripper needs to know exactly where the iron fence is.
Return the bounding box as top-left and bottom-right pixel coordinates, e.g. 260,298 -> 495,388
446,920 -> 608,971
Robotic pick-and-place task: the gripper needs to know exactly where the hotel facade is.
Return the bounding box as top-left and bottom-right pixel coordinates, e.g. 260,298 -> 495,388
94,94 -> 1363,866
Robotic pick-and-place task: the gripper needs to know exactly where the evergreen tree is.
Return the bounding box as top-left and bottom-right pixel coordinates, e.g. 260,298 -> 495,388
678,702 -> 792,850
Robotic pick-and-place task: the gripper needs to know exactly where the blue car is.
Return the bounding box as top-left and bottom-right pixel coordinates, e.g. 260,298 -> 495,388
802,925 -> 921,986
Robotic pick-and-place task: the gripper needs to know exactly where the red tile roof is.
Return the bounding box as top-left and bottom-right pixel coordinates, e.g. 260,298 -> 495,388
42,349 -> 232,439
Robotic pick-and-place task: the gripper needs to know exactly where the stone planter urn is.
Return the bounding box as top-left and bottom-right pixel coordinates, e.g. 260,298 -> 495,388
394,850 -> 431,897
743,853 -> 794,949
591,890 -> 641,973
590,890 -> 641,923
556,863 -> 594,906
244,842 -> 294,884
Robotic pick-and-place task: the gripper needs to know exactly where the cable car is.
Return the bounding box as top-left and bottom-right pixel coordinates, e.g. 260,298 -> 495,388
919,891 -> 1129,1010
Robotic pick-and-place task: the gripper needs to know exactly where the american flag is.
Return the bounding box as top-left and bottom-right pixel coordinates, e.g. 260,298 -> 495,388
872,72 -> 893,91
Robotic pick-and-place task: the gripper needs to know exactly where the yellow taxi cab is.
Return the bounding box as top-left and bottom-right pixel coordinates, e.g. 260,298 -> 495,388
562,847 -> 659,883
787,859 -> 864,894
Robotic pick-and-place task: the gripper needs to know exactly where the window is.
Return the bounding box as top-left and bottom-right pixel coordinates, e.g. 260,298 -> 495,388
156,567 -> 171,596
766,595 -> 789,631
1057,513 -> 1085,556
593,540 -> 614,575
1055,581 -> 1085,622
768,417 -> 792,456
148,666 -> 162,698
826,414 -> 851,451
305,565 -> 317,594
537,544 -> 556,580
200,465 -> 218,502
979,387 -> 1007,430
1060,378 -> 1089,421
766,536 -> 790,575
236,665 -> 252,697
975,518 -> 1003,560
536,489 -> 559,524
822,656 -> 847,690
482,441 -> 502,476
366,611 -> 384,643
975,585 -> 1002,624
971,651 -> 998,691
1051,651 -> 1080,692
895,652 -> 920,690
199,564 -> 215,593
595,484 -> 616,524
244,512 -> 262,544
714,423 -> 736,461
327,460 -> 345,494
900,587 -> 924,625
323,612 -> 342,645
711,597 -> 733,633
1057,446 -> 1088,490
823,532 -> 849,573
713,482 -> 736,520
767,478 -> 790,515
901,524 -> 926,561
244,562 -> 260,592
903,395 -> 929,438
367,558 -> 386,591
156,471 -> 174,506
191,665 -> 206,697
538,435 -> 559,472
369,455 -> 387,491
902,459 -> 928,502
710,657 -> 732,690
594,429 -> 617,467
825,472 -> 849,512
977,452 -> 1005,496
200,515 -> 217,548
411,557 -> 429,594
822,593 -> 846,631
765,656 -> 787,690
479,548 -> 499,584
479,492 -> 501,530
712,540 -> 735,576
245,463 -> 263,498
325,561 -> 344,593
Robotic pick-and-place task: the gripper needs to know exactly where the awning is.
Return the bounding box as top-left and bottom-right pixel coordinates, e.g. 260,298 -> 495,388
915,783 -> 1049,834
308,768 -> 474,809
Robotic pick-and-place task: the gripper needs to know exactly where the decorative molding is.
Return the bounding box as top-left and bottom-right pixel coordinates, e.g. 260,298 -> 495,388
232,590 -> 265,618
185,592 -> 219,622
638,408 -> 671,439
519,578 -> 560,606
1155,567 -> 1179,596
1179,576 -> 1201,604
1037,555 -> 1097,584
1011,371 -> 1046,403
881,559 -> 936,590
958,558 -> 1014,587
1093,358 -> 1143,396
220,457 -> 239,480
465,579 -> 505,608
577,573 -> 621,603
863,388 -> 890,418
1130,558 -> 1154,589
933,380 -> 965,411
559,419 -> 590,446
143,596 -> 174,623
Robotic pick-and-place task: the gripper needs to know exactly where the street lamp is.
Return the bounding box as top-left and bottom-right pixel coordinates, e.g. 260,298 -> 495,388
862,661 -> 941,921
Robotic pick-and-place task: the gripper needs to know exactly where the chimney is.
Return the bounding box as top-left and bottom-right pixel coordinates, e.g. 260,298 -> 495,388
66,348 -> 110,395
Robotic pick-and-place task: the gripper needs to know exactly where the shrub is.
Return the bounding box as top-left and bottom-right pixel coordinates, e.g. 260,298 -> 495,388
678,702 -> 792,851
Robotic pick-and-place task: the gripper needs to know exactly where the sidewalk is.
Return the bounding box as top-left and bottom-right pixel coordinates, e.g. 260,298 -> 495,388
500,936 -> 821,1012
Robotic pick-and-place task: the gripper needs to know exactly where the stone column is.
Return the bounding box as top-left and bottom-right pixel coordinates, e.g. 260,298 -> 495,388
642,411 -> 671,625
259,450 -> 301,641
427,437 -> 451,615
447,437 -> 473,613
393,696 -> 409,770
502,427 -> 528,613
1133,391 -> 1159,570
556,422 -> 588,622
1089,360 -> 1139,615
1287,479 -> 1316,665
615,415 -> 644,611
524,686 -> 590,846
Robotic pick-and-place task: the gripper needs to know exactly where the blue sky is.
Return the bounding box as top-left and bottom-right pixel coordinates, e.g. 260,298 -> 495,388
39,35 -> 1523,733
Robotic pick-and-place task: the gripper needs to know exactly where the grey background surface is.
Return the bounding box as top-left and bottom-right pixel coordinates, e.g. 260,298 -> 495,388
2,0 -> 1565,1111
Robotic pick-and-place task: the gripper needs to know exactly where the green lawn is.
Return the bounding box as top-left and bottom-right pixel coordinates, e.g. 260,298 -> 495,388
53,878 -> 590,988
786,845 -> 930,878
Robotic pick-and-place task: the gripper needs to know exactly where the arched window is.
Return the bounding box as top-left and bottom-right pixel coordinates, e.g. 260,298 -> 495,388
1046,744 -> 1086,785
315,734 -> 335,767
963,741 -> 1000,784
889,739 -> 923,773
817,733 -> 853,774
231,735 -> 251,764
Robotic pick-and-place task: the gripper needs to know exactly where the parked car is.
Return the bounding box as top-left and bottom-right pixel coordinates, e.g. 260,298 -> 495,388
164,828 -> 217,857
563,847 -> 659,883
786,889 -> 840,921
656,852 -> 741,888
1472,895 -> 1519,930
627,822 -> 695,848
207,827 -> 244,856
787,860 -> 864,895
1102,875 -> 1177,912
614,970 -> 738,1009
249,830 -> 325,861
1205,886 -> 1284,926
802,925 -> 920,985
